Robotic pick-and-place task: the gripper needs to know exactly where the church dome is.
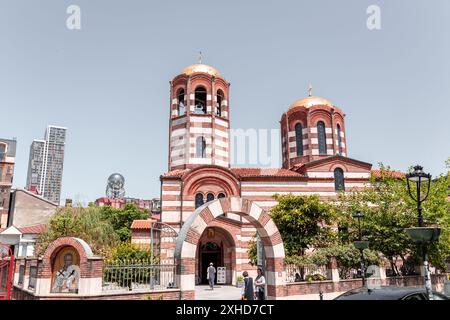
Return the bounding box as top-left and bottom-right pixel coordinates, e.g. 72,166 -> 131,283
182,63 -> 221,77
289,95 -> 333,110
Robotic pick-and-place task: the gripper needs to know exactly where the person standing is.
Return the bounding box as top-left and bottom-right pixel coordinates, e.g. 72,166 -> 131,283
254,267 -> 266,300
241,271 -> 254,300
207,262 -> 216,290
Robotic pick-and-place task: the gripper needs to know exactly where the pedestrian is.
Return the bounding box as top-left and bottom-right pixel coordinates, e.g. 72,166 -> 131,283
207,262 -> 216,290
241,271 -> 254,300
254,267 -> 266,300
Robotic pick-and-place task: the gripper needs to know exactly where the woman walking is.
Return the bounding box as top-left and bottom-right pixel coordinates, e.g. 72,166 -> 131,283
254,267 -> 266,300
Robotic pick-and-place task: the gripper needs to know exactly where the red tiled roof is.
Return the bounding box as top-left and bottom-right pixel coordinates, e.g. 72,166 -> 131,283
162,167 -> 305,178
230,168 -> 305,177
131,219 -> 156,230
371,169 -> 405,179
19,224 -> 47,234
0,224 -> 47,234
161,169 -> 190,178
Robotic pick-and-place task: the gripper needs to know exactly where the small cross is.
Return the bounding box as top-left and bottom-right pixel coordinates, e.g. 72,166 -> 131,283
308,83 -> 313,97
198,51 -> 203,64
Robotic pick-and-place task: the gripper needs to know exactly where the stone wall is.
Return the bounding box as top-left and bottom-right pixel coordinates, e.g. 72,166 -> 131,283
284,274 -> 448,299
12,287 -> 181,300
8,188 -> 57,228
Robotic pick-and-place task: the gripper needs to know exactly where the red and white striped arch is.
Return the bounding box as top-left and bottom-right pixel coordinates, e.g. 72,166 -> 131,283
175,196 -> 286,300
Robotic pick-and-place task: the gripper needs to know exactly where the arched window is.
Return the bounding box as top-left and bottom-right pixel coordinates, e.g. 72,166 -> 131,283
216,89 -> 224,117
194,86 -> 207,114
295,123 -> 304,156
177,89 -> 185,116
206,193 -> 215,203
336,124 -> 342,155
196,136 -> 206,158
217,193 -> 226,199
334,168 -> 345,191
317,121 -> 327,155
195,193 -> 204,209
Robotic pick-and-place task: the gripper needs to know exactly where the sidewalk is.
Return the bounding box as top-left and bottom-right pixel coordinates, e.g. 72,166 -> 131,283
195,285 -> 242,300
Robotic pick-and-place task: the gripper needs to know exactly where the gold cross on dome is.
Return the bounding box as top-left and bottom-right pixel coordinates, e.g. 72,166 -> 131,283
198,51 -> 203,64
308,83 -> 313,97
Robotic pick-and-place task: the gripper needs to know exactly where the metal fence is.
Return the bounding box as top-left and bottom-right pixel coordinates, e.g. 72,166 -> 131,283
285,264 -> 329,282
102,260 -> 177,292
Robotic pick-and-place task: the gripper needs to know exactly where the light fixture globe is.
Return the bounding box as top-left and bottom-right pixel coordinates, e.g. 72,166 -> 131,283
406,165 -> 431,182
405,227 -> 441,244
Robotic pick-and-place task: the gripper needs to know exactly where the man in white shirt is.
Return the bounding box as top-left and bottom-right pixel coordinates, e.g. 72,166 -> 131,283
207,262 -> 216,290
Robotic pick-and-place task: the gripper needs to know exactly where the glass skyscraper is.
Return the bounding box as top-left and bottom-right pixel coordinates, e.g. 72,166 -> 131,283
26,125 -> 67,204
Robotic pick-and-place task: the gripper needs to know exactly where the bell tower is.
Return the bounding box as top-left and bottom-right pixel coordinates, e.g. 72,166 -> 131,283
281,86 -> 347,169
168,56 -> 231,171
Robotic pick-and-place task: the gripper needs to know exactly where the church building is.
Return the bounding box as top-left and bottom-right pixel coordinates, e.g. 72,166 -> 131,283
159,60 -> 374,289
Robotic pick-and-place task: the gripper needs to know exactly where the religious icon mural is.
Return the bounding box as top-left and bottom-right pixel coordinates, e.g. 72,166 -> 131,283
51,247 -> 80,293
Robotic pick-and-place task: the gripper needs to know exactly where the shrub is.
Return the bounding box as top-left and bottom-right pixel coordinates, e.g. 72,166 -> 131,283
105,242 -> 158,264
305,274 -> 327,282
36,206 -> 119,256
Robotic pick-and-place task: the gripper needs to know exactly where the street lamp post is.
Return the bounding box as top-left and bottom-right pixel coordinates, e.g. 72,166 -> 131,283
405,165 -> 440,300
353,211 -> 369,286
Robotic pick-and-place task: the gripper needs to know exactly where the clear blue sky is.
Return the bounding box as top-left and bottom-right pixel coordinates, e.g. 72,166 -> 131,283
1,0 -> 449,205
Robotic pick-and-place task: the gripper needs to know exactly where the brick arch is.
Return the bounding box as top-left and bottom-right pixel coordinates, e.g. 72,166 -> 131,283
175,197 -> 286,300
182,166 -> 240,197
42,237 -> 94,278
330,162 -> 349,172
197,223 -> 237,284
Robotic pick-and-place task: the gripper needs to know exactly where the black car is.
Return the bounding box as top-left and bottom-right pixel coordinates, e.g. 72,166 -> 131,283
334,286 -> 449,300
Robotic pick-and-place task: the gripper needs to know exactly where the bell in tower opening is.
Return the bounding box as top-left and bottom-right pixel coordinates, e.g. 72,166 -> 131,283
168,54 -> 231,171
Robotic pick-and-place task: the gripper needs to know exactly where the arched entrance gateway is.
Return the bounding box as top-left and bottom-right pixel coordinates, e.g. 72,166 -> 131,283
197,226 -> 236,285
175,197 -> 286,300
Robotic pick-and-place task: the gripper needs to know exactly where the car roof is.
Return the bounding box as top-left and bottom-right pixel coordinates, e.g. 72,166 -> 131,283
334,286 -> 433,300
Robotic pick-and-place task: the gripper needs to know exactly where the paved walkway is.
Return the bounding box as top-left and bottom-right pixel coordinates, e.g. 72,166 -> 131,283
195,285 -> 242,300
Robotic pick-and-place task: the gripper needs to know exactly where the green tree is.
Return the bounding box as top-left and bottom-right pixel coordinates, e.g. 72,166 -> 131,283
335,162 -> 450,274
36,206 -> 119,256
314,245 -> 381,279
100,204 -> 149,242
36,203 -> 150,256
247,235 -> 258,266
270,194 -> 336,257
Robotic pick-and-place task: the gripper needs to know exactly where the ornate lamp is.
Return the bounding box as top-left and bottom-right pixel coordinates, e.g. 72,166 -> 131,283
404,165 -> 440,300
353,211 -> 369,285
405,165 -> 431,227
404,165 -> 440,243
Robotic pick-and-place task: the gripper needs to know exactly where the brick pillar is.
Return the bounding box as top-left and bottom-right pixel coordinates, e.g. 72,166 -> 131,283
328,257 -> 340,283
78,257 -> 104,295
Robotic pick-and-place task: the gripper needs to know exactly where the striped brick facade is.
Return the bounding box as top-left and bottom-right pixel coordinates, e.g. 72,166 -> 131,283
159,62 -> 374,299
281,103 -> 347,169
168,66 -> 230,170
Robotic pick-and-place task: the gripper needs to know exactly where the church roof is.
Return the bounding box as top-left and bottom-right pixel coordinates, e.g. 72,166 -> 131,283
371,169 -> 405,179
182,63 -> 221,77
230,168 -> 306,178
131,219 -> 157,230
289,96 -> 333,110
161,167 -> 306,179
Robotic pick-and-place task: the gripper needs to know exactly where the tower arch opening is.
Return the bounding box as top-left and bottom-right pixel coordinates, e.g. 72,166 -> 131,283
194,86 -> 207,114
177,88 -> 186,116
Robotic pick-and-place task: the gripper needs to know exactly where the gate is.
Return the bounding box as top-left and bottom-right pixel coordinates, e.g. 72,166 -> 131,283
0,244 -> 14,300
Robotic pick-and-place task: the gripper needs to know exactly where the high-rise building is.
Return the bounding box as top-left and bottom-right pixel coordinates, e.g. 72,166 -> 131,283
26,125 -> 67,204
0,138 -> 17,228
